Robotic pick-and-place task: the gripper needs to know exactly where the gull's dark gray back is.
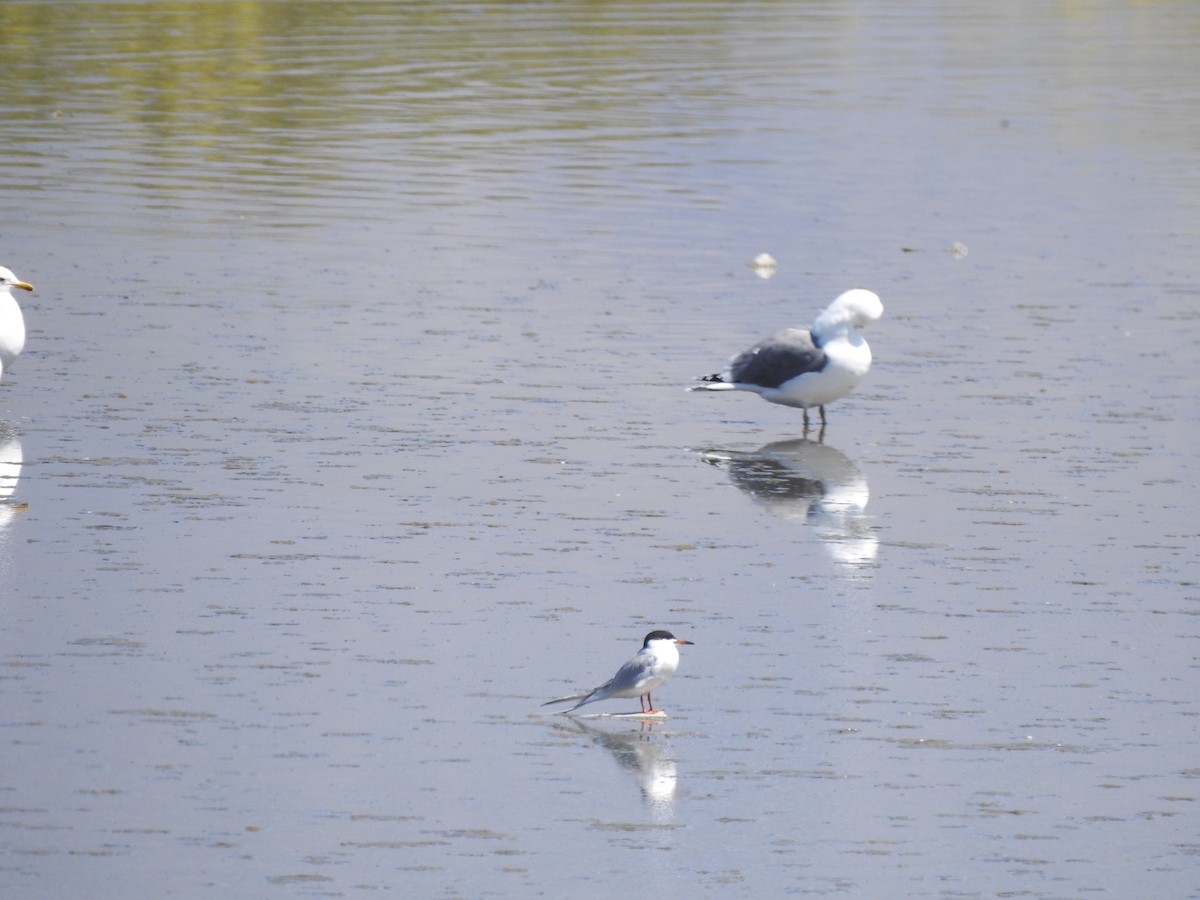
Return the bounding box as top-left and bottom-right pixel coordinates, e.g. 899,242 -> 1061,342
730,328 -> 826,388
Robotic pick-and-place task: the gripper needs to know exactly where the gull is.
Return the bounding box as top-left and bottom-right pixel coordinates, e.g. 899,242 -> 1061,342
690,288 -> 883,428
542,630 -> 694,715
0,266 -> 34,382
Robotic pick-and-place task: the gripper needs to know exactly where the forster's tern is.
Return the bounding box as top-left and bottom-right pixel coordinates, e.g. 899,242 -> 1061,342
543,630 -> 694,715
689,288 -> 883,428
0,266 -> 33,382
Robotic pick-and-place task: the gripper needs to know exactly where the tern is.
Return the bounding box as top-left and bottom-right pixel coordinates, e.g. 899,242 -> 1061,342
689,288 -> 883,428
543,630 -> 694,715
0,266 -> 33,382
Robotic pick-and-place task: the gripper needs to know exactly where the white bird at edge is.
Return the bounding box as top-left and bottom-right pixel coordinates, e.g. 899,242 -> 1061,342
689,288 -> 884,429
542,630 -> 694,715
0,266 -> 34,382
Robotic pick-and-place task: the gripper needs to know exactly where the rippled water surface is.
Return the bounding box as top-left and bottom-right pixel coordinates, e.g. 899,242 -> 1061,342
2,1 -> 1198,897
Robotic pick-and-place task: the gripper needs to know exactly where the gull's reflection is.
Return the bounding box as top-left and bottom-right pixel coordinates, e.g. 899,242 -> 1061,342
699,438 -> 877,570
0,427 -> 24,586
0,430 -> 23,532
551,717 -> 680,818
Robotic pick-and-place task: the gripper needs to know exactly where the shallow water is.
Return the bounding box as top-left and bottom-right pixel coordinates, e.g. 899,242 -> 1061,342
1,1 -> 1198,897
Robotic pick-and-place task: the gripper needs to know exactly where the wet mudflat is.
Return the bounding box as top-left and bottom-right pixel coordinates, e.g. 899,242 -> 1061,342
1,1 -> 1198,897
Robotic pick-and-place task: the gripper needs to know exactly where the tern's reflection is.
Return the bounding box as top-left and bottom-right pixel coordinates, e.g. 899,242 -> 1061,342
551,717 -> 680,817
699,438 -> 877,569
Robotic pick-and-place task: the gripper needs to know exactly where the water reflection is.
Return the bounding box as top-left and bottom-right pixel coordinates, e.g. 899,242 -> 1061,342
0,431 -> 23,575
0,429 -> 22,498
698,439 -> 877,570
749,252 -> 778,279
552,718 -> 680,819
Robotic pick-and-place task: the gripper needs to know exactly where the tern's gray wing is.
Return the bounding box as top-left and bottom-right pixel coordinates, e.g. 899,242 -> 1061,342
554,678 -> 619,712
542,689 -> 591,707
729,328 -> 826,388
544,667 -> 624,710
548,653 -> 647,711
603,655 -> 650,694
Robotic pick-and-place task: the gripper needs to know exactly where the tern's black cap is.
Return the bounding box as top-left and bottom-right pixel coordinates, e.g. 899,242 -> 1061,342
643,630 -> 694,646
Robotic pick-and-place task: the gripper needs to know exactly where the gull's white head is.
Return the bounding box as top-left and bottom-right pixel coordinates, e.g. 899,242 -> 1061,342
812,289 -> 883,338
0,267 -> 34,295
